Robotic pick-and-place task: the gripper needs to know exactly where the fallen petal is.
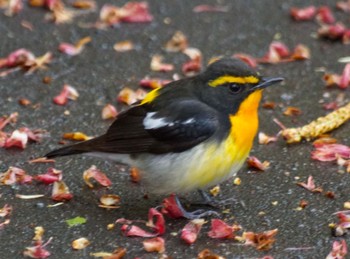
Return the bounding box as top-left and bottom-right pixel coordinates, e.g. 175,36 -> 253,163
83,165 -> 112,188
143,237 -> 165,253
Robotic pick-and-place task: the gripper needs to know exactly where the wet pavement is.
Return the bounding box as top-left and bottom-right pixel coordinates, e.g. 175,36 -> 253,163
1,0 -> 350,258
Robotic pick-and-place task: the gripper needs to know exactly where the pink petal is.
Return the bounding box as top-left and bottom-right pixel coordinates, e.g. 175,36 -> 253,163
139,78 -> 172,89
258,41 -> 290,64
34,168 -> 62,184
120,224 -> 156,237
0,112 -> 18,130
337,1 -> 350,12
119,1 -> 153,23
161,194 -> 184,219
339,63 -> 350,89
0,204 -> 12,217
311,143 -> 350,161
182,48 -> 202,76
143,237 -> 165,253
181,219 -> 205,245
53,84 -> 79,105
193,4 -> 228,13
326,239 -> 347,259
247,156 -> 269,171
233,53 -> 258,68
83,165 -> 112,188
297,175 -> 322,193
290,6 -> 316,21
1,48 -> 35,68
207,219 -> 235,239
101,104 -> 118,120
58,43 -> 80,56
291,44 -> 311,60
316,6 -> 336,24
150,55 -> 174,72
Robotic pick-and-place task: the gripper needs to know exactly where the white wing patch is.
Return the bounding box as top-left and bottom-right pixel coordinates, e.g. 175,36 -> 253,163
143,112 -> 172,129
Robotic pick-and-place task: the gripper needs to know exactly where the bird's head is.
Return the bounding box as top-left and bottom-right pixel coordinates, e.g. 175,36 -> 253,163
196,58 -> 283,115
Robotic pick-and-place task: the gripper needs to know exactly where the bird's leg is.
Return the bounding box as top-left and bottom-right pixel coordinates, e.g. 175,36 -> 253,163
198,189 -> 237,207
175,195 -> 220,219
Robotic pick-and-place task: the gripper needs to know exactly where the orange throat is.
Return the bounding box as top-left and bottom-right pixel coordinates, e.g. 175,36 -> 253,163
229,90 -> 263,155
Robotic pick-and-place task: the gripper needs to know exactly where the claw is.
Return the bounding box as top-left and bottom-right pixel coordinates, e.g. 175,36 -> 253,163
198,190 -> 237,207
175,195 -> 220,219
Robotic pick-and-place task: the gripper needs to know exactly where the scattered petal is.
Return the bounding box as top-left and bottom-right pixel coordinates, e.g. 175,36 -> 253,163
247,156 -> 270,171
283,106 -> 302,116
290,6 -> 316,21
34,168 -> 62,184
182,47 -> 202,76
53,84 -> 79,105
117,87 -> 138,105
72,237 -> 90,250
290,44 -> 311,60
326,239 -> 347,259
232,53 -> 258,68
150,55 -> 174,72
198,249 -> 224,259
90,248 -> 126,258
318,23 -> 346,40
258,41 -> 290,64
164,31 -> 188,52
83,165 -> 112,188
52,180 -> 73,201
0,166 -> 32,185
181,219 -> 206,245
297,175 -> 323,193
242,229 -> 278,251
99,194 -> 120,208
311,143 -> 350,161
316,6 -> 335,24
113,41 -> 134,52
23,227 -> 52,259
102,104 -> 118,120
0,204 -> 12,217
207,219 -> 238,239
146,208 -> 165,235
161,194 -> 184,219
143,237 -> 165,253
258,132 -> 278,145
58,36 -> 91,56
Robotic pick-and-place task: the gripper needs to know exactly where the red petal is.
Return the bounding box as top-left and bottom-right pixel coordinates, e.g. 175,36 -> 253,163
316,6 -> 336,24
53,84 -> 79,105
34,168 -> 62,184
318,23 -> 346,40
83,165 -> 112,188
181,219 -> 205,244
161,194 -> 184,219
4,129 -> 28,149
23,238 -> 52,259
143,237 -> 165,253
1,48 -> 35,68
147,208 -> 165,235
207,219 -> 235,239
290,6 -> 316,21
51,181 -> 73,201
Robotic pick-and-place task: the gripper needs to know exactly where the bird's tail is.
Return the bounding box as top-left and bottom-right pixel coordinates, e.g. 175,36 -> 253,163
45,135 -> 106,159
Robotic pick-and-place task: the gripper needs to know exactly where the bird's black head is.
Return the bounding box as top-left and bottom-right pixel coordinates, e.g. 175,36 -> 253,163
196,58 -> 283,115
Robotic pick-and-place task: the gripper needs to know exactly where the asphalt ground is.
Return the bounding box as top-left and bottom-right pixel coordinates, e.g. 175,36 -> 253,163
1,0 -> 350,258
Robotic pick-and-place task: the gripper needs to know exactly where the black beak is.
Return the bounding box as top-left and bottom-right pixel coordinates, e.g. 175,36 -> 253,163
253,77 -> 284,90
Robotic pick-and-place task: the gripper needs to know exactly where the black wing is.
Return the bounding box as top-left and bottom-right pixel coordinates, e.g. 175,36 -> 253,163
98,99 -> 221,154
45,99 -> 224,158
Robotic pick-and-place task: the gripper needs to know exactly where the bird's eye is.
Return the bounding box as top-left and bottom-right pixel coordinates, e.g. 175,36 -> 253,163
228,83 -> 243,94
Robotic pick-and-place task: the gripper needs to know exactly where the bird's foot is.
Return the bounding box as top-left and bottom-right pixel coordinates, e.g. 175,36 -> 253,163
175,195 -> 220,219
198,189 -> 237,208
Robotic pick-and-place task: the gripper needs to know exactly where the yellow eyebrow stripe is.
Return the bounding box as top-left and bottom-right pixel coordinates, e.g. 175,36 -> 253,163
209,75 -> 259,87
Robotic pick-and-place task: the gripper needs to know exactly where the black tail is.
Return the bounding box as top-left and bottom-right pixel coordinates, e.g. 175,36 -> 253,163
45,135 -> 106,159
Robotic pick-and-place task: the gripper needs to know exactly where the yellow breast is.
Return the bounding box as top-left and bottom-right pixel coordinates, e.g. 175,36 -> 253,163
184,90 -> 263,189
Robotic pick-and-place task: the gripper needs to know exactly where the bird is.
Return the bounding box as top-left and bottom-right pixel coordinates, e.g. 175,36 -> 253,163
45,57 -> 283,218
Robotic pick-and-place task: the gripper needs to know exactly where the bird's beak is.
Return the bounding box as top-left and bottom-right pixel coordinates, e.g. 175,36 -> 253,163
252,77 -> 284,90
